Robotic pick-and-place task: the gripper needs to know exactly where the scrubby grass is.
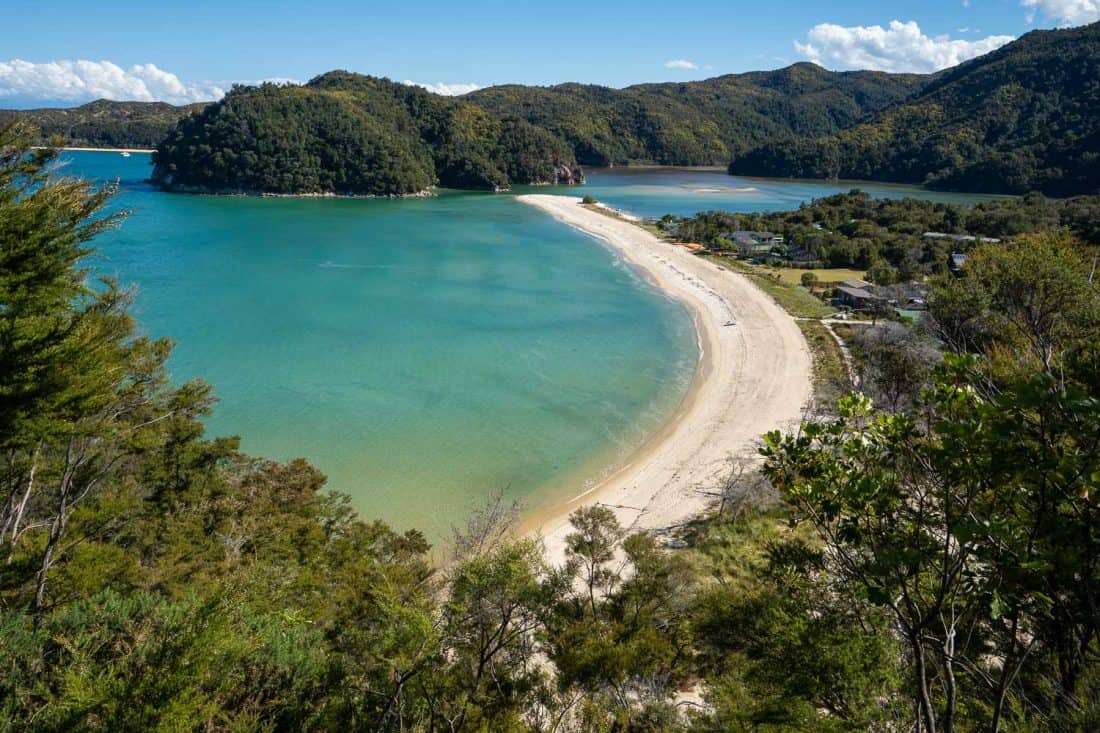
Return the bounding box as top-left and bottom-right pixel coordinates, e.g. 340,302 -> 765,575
831,322 -> 870,344
702,255 -> 836,319
687,508 -> 792,587
799,320 -> 851,411
758,266 -> 867,285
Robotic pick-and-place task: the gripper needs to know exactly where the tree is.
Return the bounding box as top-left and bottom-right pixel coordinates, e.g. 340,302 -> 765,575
764,233 -> 1100,731
564,506 -> 624,617
0,125 -> 213,626
800,272 -> 818,288
929,231 -> 1100,385
435,539 -> 550,731
867,259 -> 897,286
850,322 -> 940,412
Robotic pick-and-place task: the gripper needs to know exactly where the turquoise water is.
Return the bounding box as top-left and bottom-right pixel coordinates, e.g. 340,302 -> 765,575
62,152 -> 697,539
524,167 -> 1009,219
62,152 -> 999,539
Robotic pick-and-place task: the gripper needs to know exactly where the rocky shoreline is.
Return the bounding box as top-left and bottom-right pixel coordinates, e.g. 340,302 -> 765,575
153,165 -> 585,198
150,182 -> 438,199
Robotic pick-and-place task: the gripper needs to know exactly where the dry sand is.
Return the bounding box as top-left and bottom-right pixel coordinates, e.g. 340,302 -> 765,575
516,195 -> 813,561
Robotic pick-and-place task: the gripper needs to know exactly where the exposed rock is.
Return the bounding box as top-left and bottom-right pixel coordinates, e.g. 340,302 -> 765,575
554,162 -> 585,185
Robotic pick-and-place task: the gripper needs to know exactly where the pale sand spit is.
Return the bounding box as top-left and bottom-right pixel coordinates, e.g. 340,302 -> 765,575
516,195 -> 813,562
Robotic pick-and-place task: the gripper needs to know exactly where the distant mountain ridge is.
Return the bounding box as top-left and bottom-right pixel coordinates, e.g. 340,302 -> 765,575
0,99 -> 206,149
729,23 -> 1100,195
5,23 -> 1099,196
466,63 -> 927,166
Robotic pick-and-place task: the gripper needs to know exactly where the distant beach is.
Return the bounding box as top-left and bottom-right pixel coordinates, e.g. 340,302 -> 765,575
35,146 -> 154,154
517,195 -> 813,561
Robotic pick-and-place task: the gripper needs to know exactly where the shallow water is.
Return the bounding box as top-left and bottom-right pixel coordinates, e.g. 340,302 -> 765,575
522,166 -> 1008,218
63,152 -> 696,539
63,152 -> 1001,539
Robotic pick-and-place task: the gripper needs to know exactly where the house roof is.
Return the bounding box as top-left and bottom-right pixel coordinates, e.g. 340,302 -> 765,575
725,230 -> 781,244
924,232 -> 1001,243
837,285 -> 879,301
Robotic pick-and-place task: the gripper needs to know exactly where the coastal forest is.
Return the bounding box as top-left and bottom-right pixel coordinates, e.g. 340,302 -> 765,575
5,120 -> 1100,731
730,23 -> 1100,196
465,63 -> 923,167
0,100 -> 205,149
669,189 -> 1100,277
150,72 -> 583,195
5,23 -> 1099,196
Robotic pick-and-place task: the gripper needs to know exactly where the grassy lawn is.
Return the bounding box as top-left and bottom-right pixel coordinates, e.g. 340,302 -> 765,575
701,255 -> 836,319
757,266 -> 868,285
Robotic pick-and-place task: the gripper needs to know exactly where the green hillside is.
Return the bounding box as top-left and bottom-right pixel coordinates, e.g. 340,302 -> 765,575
12,25 -> 1099,196
730,23 -> 1100,195
0,99 -> 206,149
151,72 -> 583,195
467,63 -> 926,166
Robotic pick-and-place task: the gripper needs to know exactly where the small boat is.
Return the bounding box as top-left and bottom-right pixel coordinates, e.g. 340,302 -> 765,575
120,151 -> 131,158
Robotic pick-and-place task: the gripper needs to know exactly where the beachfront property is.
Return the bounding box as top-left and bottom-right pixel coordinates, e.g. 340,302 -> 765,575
923,231 -> 1002,244
835,278 -> 885,311
721,230 -> 784,256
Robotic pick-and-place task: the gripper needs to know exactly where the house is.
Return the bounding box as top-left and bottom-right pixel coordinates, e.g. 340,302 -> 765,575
950,252 -> 968,273
903,285 -> 929,310
835,278 -> 884,311
722,230 -> 784,256
923,232 -> 1001,244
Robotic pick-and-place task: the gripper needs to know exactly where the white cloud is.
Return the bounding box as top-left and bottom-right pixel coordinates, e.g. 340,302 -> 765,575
402,80 -> 481,96
794,20 -> 1015,73
1021,0 -> 1100,25
0,59 -> 227,106
664,59 -> 698,70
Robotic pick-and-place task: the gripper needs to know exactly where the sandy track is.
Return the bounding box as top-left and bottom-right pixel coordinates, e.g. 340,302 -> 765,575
516,195 -> 812,561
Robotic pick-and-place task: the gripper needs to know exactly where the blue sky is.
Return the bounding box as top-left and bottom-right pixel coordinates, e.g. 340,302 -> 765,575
2,0 -> 1097,107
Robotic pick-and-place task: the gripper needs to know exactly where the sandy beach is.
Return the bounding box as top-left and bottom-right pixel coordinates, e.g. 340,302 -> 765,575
517,195 -> 813,561
34,146 -> 155,154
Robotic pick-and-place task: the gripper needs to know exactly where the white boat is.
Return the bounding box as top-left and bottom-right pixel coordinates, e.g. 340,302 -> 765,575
120,151 -> 131,158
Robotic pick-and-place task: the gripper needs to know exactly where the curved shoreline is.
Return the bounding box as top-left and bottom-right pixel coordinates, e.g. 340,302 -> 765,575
36,146 -> 155,153
516,195 -> 813,561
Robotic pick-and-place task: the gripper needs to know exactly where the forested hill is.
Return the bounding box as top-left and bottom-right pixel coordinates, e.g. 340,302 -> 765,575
730,23 -> 1100,196
151,72 -> 583,195
0,99 -> 206,149
466,63 -> 927,166
14,24 -> 1100,196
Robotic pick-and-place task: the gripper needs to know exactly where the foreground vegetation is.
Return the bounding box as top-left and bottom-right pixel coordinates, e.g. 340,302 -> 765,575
3,126 -> 1100,731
